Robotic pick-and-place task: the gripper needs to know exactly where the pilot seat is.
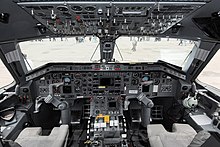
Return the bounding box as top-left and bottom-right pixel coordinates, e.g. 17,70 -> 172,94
15,125 -> 69,147
147,123 -> 197,147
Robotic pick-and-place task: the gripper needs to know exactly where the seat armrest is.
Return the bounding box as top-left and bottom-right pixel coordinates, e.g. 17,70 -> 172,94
172,123 -> 197,135
188,131 -> 211,147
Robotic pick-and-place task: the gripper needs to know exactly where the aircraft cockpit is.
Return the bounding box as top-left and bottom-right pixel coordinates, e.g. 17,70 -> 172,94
0,0 -> 220,147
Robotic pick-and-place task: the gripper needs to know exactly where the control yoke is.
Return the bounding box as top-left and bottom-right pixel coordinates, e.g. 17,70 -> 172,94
34,82 -> 70,124
124,92 -> 154,110
34,82 -> 65,113
136,93 -> 154,108
125,93 -> 154,127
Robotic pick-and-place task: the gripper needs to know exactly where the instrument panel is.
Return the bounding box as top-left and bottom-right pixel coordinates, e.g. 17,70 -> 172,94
30,63 -> 186,101
37,71 -> 177,97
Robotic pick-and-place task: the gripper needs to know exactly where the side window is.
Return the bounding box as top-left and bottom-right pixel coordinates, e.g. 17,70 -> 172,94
0,60 -> 14,88
198,50 -> 220,89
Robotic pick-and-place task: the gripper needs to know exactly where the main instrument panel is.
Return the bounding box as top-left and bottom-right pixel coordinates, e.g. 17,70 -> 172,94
37,70 -> 178,98
24,63 -> 190,102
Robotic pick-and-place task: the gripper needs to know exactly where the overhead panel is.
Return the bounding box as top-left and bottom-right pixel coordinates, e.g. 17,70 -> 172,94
16,0 -> 209,36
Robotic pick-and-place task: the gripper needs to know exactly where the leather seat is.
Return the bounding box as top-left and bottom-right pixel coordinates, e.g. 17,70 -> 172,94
15,125 -> 69,147
147,123 -> 197,147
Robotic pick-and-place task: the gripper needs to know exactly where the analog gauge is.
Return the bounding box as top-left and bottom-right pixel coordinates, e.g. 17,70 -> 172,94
74,79 -> 81,86
131,78 -> 139,85
132,73 -> 139,78
154,79 -> 160,85
162,74 -> 167,78
74,73 -> 81,78
52,73 -> 60,79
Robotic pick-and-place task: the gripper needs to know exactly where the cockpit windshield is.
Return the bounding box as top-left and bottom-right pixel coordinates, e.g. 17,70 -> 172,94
19,36 -> 194,70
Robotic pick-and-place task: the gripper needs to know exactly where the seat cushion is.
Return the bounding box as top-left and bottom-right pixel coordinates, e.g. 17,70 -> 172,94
15,125 -> 69,147
148,124 -> 197,147
147,124 -> 167,137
